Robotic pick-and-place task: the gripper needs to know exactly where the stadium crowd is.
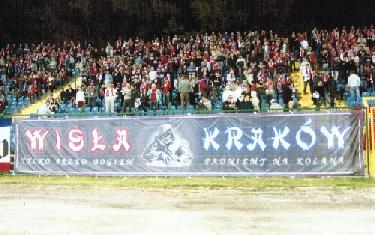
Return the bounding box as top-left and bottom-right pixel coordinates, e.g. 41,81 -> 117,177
1,25 -> 375,115
0,41 -> 77,113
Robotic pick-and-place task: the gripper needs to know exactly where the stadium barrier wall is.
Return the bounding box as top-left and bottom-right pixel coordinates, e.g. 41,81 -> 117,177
363,97 -> 375,177
0,118 -> 12,172
13,111 -> 365,176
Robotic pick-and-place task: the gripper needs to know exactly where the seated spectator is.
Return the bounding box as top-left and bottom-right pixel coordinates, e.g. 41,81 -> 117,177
37,101 -> 52,115
226,68 -> 236,83
238,92 -> 254,111
269,99 -> 284,111
251,91 -> 260,111
0,91 -> 7,113
199,94 -> 212,110
134,97 -> 143,112
223,95 -> 237,110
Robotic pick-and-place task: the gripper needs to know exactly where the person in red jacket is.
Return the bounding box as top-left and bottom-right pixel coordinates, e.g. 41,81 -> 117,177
199,71 -> 212,98
162,74 -> 172,107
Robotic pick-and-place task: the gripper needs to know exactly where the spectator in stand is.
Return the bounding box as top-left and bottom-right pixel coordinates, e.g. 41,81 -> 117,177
37,101 -> 51,116
75,86 -> 85,108
238,91 -> 254,111
312,72 -> 325,107
347,70 -> 361,102
199,71 -> 212,98
162,74 -> 172,107
324,71 -> 336,107
223,94 -> 237,110
251,91 -> 260,111
104,70 -> 113,87
282,83 -> 293,110
199,93 -> 212,110
104,83 -> 116,113
226,68 -> 236,83
0,87 -> 7,113
300,57 -> 313,94
178,75 -> 191,110
147,83 -> 161,112
187,61 -> 196,77
6,28 -> 355,114
211,70 -> 222,103
269,98 -> 283,111
85,81 -> 96,110
121,83 -> 133,113
105,42 -> 114,57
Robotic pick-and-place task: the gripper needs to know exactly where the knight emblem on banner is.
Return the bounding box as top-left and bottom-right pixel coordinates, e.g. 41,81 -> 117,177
142,124 -> 193,167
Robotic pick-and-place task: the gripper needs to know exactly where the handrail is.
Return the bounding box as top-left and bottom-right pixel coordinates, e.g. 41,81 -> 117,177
1,105 -> 356,119
0,106 -> 8,118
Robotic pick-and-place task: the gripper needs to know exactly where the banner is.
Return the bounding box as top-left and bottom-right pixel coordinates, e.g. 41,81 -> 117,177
0,118 -> 12,172
15,111 -> 364,176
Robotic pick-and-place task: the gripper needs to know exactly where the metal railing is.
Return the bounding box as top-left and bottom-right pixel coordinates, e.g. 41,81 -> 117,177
1,106 -> 355,119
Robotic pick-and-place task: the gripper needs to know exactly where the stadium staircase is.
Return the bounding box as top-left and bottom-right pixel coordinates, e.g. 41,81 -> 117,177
293,72 -> 347,108
17,76 -> 82,116
291,61 -> 346,108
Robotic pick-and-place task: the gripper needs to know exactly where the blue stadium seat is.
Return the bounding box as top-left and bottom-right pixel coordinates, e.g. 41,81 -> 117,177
215,102 -> 222,110
347,97 -> 354,102
187,105 -> 194,111
9,107 -> 17,113
68,107 -> 77,113
173,109 -> 185,115
362,92 -> 370,97
17,100 -> 24,107
146,110 -> 157,116
156,110 -> 165,115
24,98 -> 30,105
91,107 -> 99,113
347,100 -> 355,107
84,107 -> 91,113
368,100 -> 375,106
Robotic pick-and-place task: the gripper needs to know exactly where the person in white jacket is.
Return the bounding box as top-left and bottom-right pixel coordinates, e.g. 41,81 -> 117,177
75,86 -> 85,108
104,83 -> 117,113
347,70 -> 361,102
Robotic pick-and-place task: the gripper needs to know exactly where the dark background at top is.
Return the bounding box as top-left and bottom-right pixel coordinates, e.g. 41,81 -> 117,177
0,0 -> 374,46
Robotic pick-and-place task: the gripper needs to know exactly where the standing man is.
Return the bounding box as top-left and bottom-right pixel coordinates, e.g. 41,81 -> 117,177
178,75 -> 192,110
347,70 -> 361,102
104,82 -> 116,113
85,81 -> 96,110
121,82 -> 133,113
104,70 -> 113,87
147,83 -> 161,112
300,57 -> 313,94
75,86 -> 85,108
162,74 -> 172,108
